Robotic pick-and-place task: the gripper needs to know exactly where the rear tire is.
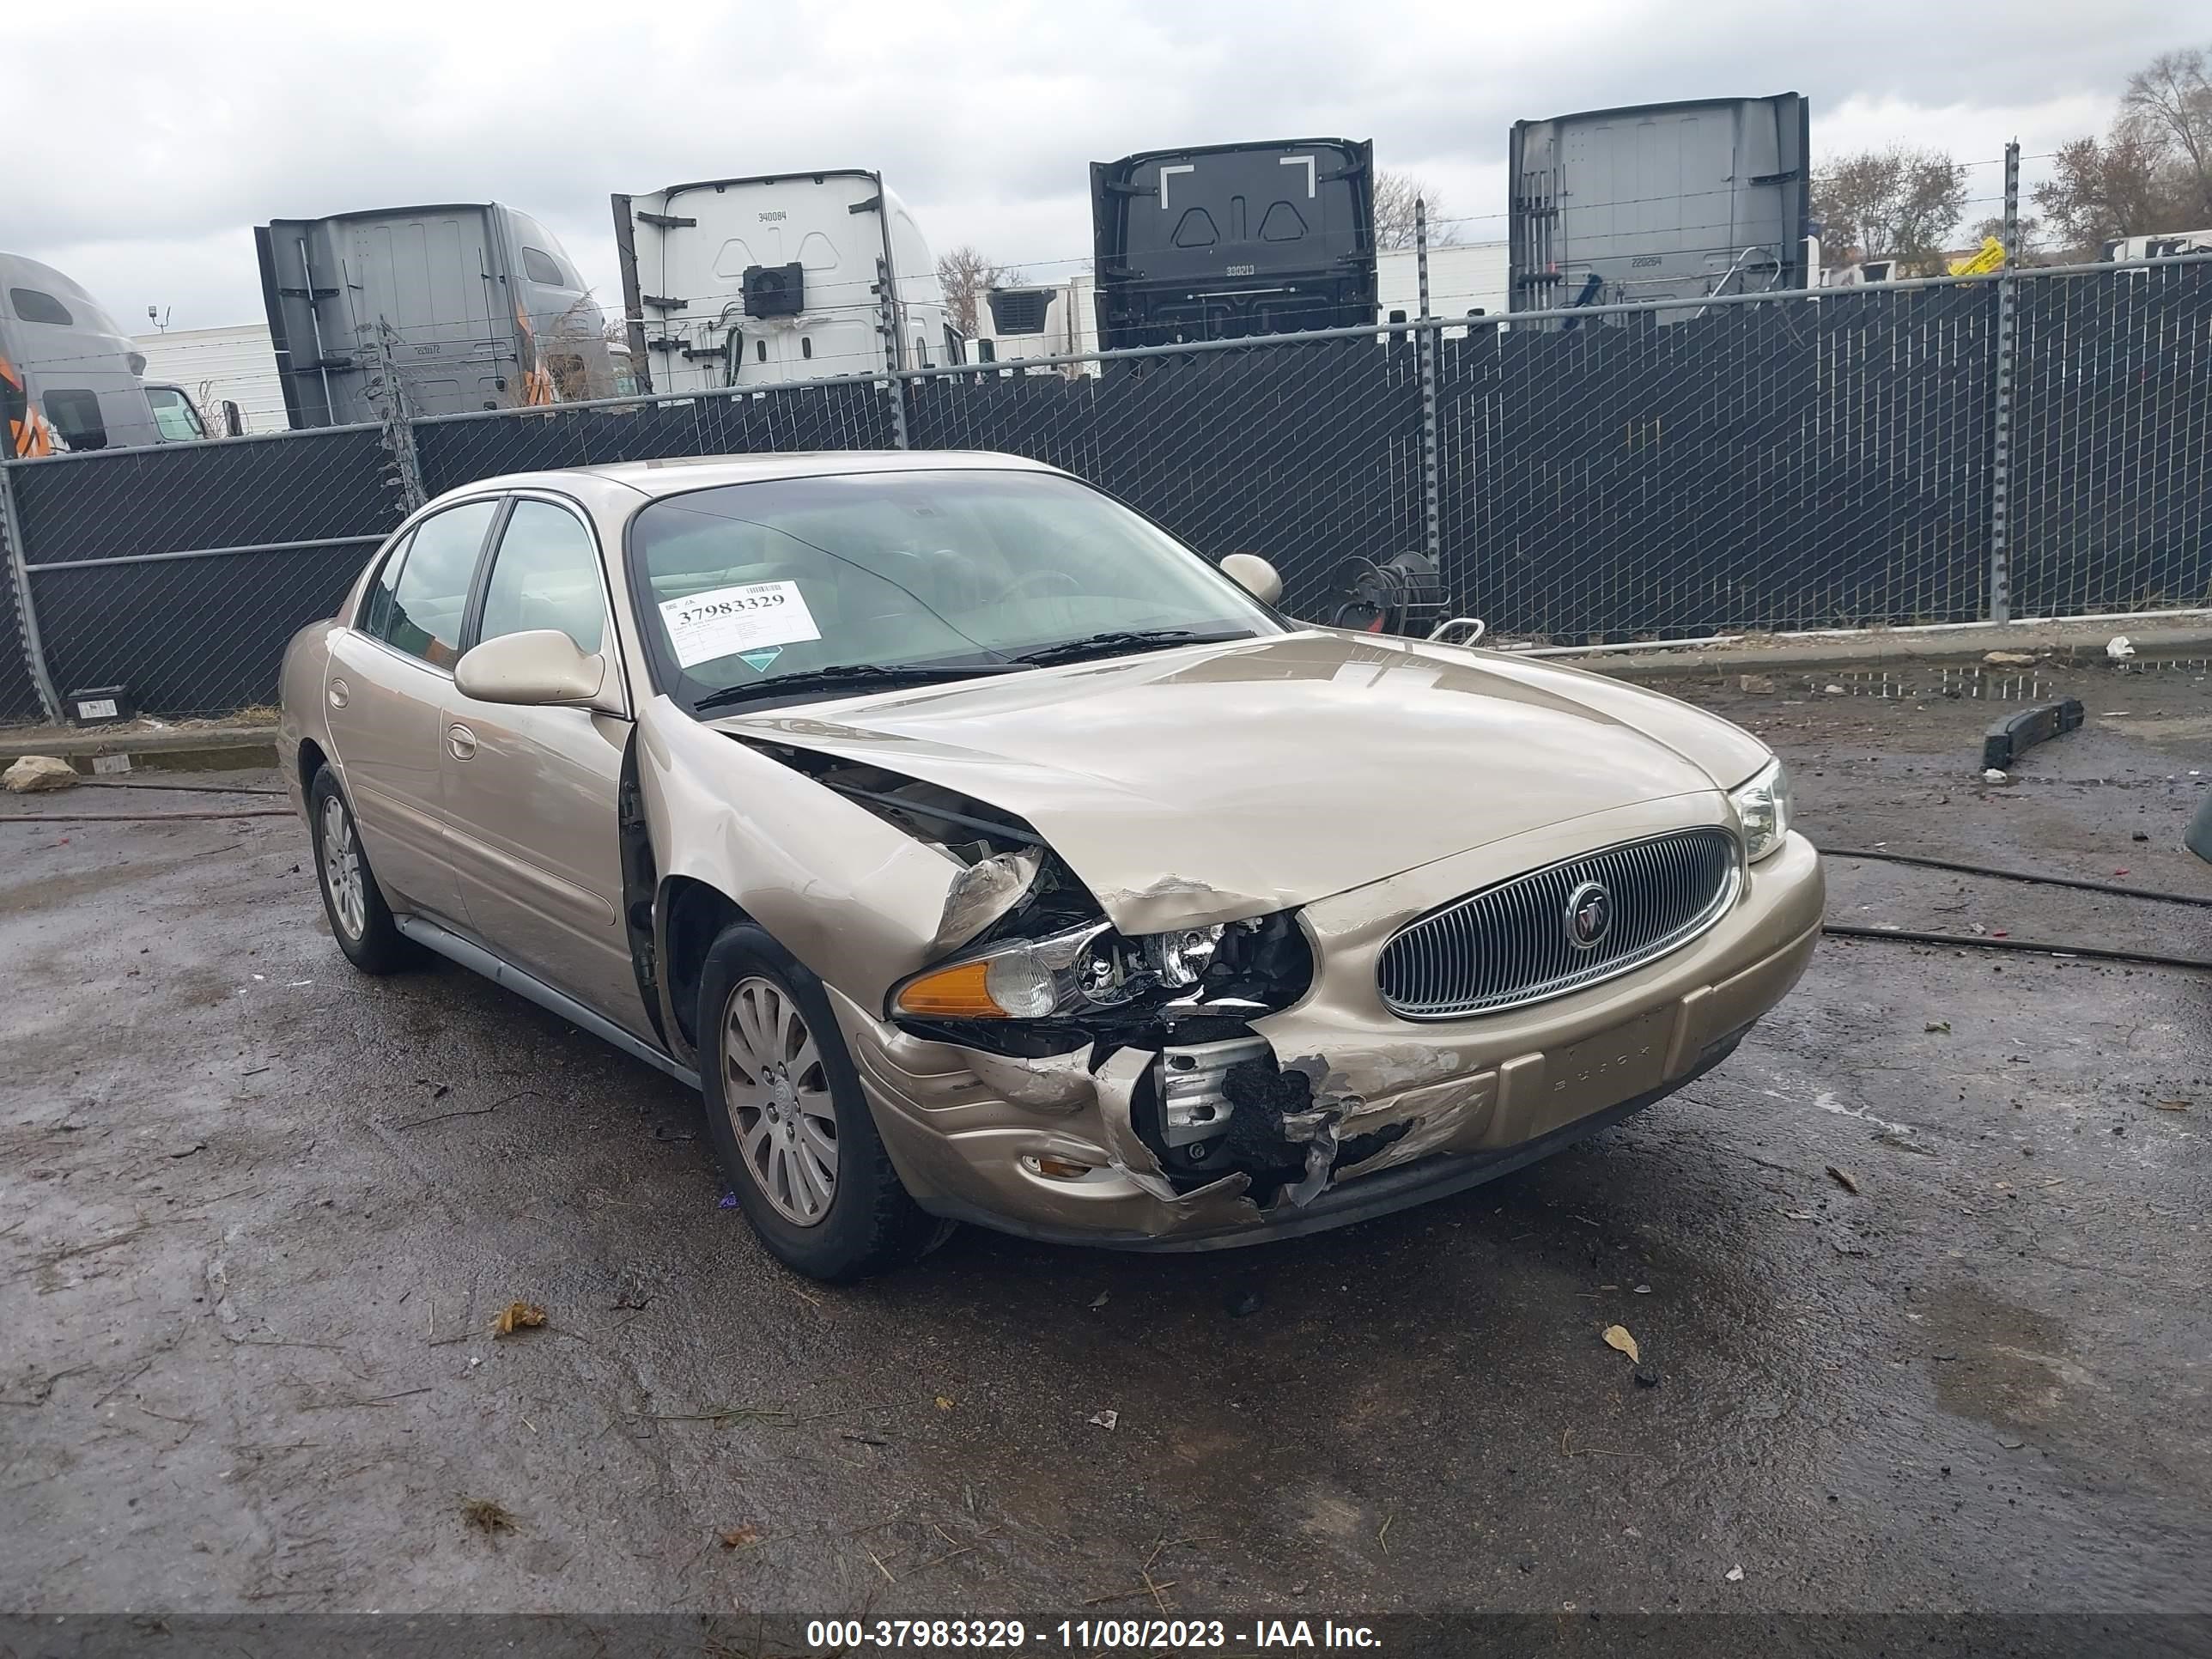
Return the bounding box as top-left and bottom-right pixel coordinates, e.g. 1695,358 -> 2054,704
697,921 -> 938,1281
308,768 -> 414,975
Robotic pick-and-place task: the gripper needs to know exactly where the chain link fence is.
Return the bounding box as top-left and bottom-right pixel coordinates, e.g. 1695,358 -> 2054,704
1,258 -> 2207,725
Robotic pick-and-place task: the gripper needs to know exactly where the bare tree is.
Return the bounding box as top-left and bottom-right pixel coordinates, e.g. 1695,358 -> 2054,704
2032,44 -> 2212,257
1811,147 -> 1968,272
2034,135 -> 2175,255
2120,47 -> 2212,218
1371,170 -> 1461,250
935,246 -> 1023,337
1972,212 -> 2043,259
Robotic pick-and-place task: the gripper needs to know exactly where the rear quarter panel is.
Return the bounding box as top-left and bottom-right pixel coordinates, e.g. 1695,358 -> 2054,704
276,618 -> 337,817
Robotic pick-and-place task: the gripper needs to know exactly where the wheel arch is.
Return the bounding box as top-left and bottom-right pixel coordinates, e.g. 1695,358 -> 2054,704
656,874 -> 757,1063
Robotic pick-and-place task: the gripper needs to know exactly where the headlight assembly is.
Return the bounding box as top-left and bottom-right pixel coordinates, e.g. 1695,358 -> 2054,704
1729,757 -> 1793,863
893,921 -> 1225,1021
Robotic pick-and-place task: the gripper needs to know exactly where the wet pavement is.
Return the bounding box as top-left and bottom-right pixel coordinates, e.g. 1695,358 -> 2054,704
3,656 -> 2209,1618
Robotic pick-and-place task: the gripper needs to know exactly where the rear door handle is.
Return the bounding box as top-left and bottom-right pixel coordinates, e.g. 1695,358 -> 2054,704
447,723 -> 477,761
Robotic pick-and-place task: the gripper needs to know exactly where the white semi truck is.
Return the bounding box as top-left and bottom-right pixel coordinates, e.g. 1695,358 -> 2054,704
611,170 -> 957,392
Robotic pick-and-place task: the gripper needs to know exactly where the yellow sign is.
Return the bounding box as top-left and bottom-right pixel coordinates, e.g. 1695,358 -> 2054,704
1949,236 -> 2008,276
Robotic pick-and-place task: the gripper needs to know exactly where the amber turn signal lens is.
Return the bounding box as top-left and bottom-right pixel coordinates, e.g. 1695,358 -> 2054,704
893,959 -> 1004,1018
1025,1155 -> 1094,1181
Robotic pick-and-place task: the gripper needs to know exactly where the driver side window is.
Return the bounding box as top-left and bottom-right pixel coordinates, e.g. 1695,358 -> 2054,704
476,500 -> 607,656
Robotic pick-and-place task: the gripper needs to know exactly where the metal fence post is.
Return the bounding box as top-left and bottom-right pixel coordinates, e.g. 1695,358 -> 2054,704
1415,200 -> 1442,574
0,460 -> 64,724
1986,140 -> 2021,623
878,258 -> 909,450
373,327 -> 428,513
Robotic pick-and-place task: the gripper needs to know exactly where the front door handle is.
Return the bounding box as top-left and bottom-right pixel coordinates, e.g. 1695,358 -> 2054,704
447,723 -> 477,761
327,678 -> 349,709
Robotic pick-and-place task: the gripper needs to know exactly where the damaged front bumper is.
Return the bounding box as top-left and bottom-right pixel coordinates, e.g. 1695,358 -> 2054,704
832,826 -> 1826,1251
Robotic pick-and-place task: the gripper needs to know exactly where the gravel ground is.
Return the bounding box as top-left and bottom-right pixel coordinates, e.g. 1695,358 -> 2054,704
3,653 -> 2208,1623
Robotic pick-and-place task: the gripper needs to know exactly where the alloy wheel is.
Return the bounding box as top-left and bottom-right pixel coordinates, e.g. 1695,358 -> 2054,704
721,975 -> 839,1226
319,794 -> 367,941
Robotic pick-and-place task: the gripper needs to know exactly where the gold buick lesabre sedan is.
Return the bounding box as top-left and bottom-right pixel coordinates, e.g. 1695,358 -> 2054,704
278,453 -> 1823,1280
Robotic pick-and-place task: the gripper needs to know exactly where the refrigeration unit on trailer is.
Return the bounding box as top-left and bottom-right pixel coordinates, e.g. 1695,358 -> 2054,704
968,274 -> 1099,371
611,171 -> 956,393
256,203 -> 612,428
1090,138 -> 1377,350
3,252 -> 221,453
1509,94 -> 1811,323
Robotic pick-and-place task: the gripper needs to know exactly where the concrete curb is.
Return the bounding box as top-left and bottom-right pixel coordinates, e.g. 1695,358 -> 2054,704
0,725 -> 280,773
1549,619 -> 2212,682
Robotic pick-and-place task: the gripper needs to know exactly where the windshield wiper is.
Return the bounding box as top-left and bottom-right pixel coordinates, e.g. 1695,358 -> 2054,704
692,660 -> 1022,713
1006,628 -> 1255,667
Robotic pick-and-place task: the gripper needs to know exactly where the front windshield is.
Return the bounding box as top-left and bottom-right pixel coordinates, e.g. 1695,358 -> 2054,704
626,468 -> 1283,711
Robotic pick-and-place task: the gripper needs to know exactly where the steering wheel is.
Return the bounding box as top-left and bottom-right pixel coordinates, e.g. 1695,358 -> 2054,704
1005,568 -> 1083,601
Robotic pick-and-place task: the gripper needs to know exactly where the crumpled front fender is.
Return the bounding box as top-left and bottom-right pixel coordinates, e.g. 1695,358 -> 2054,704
634,696 -> 967,1013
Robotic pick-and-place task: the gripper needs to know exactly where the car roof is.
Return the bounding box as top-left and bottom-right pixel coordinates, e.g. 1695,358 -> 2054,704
435,450 -> 1066,505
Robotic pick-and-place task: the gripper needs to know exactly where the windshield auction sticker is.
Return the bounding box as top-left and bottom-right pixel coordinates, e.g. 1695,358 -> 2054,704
660,581 -> 823,668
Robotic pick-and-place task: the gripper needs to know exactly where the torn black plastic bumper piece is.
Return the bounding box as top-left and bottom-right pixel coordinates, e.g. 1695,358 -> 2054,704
1982,697 -> 2084,772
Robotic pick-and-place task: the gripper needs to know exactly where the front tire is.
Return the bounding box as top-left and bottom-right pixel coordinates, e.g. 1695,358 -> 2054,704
308,768 -> 414,975
697,922 -> 937,1281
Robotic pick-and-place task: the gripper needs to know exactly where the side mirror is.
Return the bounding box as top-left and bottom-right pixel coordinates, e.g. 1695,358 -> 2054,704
455,629 -> 610,708
1220,553 -> 1283,607
221,400 -> 243,438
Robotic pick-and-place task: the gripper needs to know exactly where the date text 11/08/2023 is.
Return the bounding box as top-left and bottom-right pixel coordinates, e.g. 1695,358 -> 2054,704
802,1619 -> 1384,1650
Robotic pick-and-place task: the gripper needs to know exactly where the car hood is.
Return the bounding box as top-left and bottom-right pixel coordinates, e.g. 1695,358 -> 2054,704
710,630 -> 1770,933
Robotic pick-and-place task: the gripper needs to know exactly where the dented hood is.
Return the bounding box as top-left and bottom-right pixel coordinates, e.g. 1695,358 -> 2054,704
710,630 -> 1768,933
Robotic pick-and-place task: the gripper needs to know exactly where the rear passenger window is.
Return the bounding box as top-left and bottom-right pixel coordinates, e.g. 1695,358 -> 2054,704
359,531 -> 414,636
476,501 -> 606,656
373,501 -> 499,669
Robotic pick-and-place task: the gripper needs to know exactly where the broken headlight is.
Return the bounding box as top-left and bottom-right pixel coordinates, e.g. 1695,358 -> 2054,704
1729,757 -> 1793,863
893,921 -> 1224,1021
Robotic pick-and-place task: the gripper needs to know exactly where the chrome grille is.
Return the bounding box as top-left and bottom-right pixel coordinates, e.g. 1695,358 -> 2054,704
1376,828 -> 1741,1019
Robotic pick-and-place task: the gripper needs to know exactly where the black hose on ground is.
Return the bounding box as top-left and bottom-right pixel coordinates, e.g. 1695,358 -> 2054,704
1822,847 -> 2212,909
1822,923 -> 2212,973
79,779 -> 287,797
0,809 -> 292,823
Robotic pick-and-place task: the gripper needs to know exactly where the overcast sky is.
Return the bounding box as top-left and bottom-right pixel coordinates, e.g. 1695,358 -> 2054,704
2,0 -> 2191,336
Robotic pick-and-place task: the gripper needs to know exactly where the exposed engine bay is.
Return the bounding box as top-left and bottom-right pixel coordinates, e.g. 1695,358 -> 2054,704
738,738 -> 1342,1197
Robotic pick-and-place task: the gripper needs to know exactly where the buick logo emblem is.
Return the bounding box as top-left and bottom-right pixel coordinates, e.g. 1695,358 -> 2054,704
1565,880 -> 1612,950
